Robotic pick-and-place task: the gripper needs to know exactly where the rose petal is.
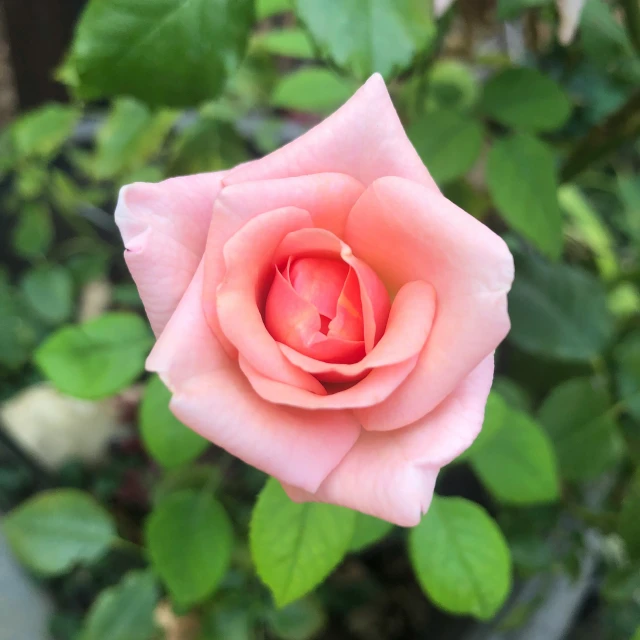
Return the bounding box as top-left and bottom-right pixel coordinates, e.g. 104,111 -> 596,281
289,257 -> 349,319
214,207 -> 326,395
204,172 -> 363,351
115,172 -> 225,335
556,0 -> 586,44
224,74 -> 438,190
146,264 -> 361,493
274,228 -> 390,354
279,280 -> 435,384
265,268 -> 365,364
282,355 -> 495,526
344,177 -> 513,431
239,354 -> 419,410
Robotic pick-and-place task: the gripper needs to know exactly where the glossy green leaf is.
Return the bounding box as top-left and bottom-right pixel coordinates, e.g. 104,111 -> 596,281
93,98 -> 176,180
469,401 -> 560,505
35,312 -> 153,399
537,378 -> 623,481
559,184 -> 618,281
481,67 -> 572,132
146,490 -> 233,607
12,203 -> 53,259
21,265 -> 73,325
254,28 -> 315,59
508,254 -> 613,361
349,513 -> 394,552
12,104 -> 79,160
140,375 -> 209,468
619,472 -> 640,562
82,571 -> 159,640
615,332 -> 640,420
271,68 -> 356,113
3,489 -> 116,576
487,134 -> 562,258
409,496 -> 512,620
65,0 -> 254,107
250,478 -> 356,607
294,0 -> 436,80
408,111 -> 484,184
168,116 -> 248,175
267,598 -> 327,640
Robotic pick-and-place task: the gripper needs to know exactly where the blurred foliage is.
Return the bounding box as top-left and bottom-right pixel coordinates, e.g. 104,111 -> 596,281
1,0 -> 640,639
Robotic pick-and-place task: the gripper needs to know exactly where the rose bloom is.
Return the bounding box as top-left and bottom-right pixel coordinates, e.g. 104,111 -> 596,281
116,75 -> 514,526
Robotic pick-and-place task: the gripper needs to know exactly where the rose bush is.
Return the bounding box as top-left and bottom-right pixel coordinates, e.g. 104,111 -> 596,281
115,74 -> 514,526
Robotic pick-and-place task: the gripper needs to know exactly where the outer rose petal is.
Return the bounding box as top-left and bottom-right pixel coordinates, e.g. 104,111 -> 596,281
345,177 -> 514,431
203,173 -> 363,351
115,172 -> 225,335
283,355 -> 495,526
147,263 -> 361,494
224,74 -> 438,191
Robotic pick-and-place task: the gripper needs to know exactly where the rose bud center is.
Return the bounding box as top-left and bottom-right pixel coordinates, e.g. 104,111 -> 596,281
264,255 -> 390,365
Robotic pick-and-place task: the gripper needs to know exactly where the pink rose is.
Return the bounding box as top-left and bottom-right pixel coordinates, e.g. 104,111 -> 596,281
115,75 -> 514,526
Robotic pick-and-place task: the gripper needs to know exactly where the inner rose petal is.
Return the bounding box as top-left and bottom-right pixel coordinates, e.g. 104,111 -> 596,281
265,266 -> 365,364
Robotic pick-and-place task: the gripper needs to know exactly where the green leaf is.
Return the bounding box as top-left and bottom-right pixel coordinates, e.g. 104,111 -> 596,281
496,0 -> 551,21
581,0 -> 638,70
12,104 -> 79,160
468,401 -> 560,505
615,332 -> 640,420
487,134 -> 562,258
35,312 -> 153,399
250,478 -> 356,607
3,489 -> 116,576
559,185 -> 618,281
617,175 -> 640,243
409,496 -> 512,620
271,68 -> 356,114
481,67 -> 572,132
257,0 -> 292,19
457,392 -> 508,462
349,513 -> 394,552
12,203 -> 54,258
254,28 -> 315,59
633,627 -> 640,640
146,490 -> 234,607
508,254 -> 613,361
537,378 -> 623,481
93,98 -> 176,180
66,0 -> 255,107
0,275 -> 38,369
200,597 -> 256,640
408,111 -> 483,185
492,377 -> 533,413
82,570 -> 159,640
426,59 -> 479,113
294,0 -> 436,80
140,375 -> 209,468
619,472 -> 640,562
168,116 -> 248,175
21,265 -> 73,325
267,598 -> 327,640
